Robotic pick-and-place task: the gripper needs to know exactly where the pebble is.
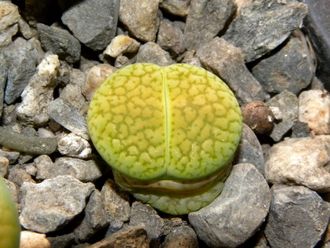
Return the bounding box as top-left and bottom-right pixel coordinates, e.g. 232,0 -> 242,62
265,135 -> 330,192
18,16 -> 36,40
16,54 -> 60,125
20,231 -> 51,248
48,98 -> 88,140
0,148 -> 19,164
20,175 -> 95,233
266,90 -> 299,141
162,225 -> 198,248
37,23 -> 81,64
183,0 -> 236,50
159,0 -> 191,17
223,0 -> 308,62
57,133 -> 92,159
252,30 -> 315,94
103,35 -> 140,58
189,163 -> 271,247
119,0 -> 159,42
196,37 -> 268,103
265,185 -> 330,248
61,0 -> 120,51
291,120 -> 310,138
0,1 -> 20,47
8,165 -> 35,187
0,156 -> 9,176
136,42 -> 174,66
298,89 -> 330,135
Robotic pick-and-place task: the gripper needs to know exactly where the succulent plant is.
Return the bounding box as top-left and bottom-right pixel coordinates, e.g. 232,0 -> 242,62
88,63 -> 242,215
0,177 -> 20,248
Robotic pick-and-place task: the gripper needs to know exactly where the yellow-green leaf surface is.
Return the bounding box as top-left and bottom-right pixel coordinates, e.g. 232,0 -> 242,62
0,177 -> 20,248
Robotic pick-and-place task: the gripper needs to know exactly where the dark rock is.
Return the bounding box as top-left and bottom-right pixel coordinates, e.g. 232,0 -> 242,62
224,0 -> 308,62
265,185 -> 330,248
252,30 -> 315,94
19,175 -> 95,233
61,0 -> 120,51
196,37 -> 268,103
183,0 -> 236,50
189,163 -> 271,247
37,23 -> 81,64
160,0 -> 191,17
266,90 -> 299,141
48,233 -> 76,248
119,0 -> 159,42
136,42 -> 174,66
302,0 -> 330,90
162,225 -> 198,248
291,120 -> 310,138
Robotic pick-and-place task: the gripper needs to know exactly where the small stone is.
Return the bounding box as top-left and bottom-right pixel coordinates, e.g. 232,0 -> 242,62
18,17 -> 36,40
103,35 -> 140,58
0,148 -> 19,164
162,225 -> 198,248
196,37 -> 268,103
189,163 -> 271,247
265,185 -> 330,248
37,23 -> 81,64
62,0 -> 119,51
58,133 -> 92,159
129,201 -> 164,242
48,233 -> 75,248
136,42 -> 174,66
224,0 -> 308,62
0,23 -> 18,47
160,0 -> 191,17
119,0 -> 159,42
83,64 -> 116,101
291,120 -> 310,138
157,19 -> 185,56
0,156 -> 9,176
183,0 -> 236,50
0,1 -> 20,47
16,54 -> 60,126
252,30 -> 315,94
181,50 -> 201,67
114,55 -> 133,68
48,98 -> 88,139
265,135 -> 330,192
266,90 -> 299,141
89,226 -> 149,248
8,165 -> 35,187
20,175 -> 95,233
236,124 -> 265,175
20,231 -> 51,248
298,89 -> 330,135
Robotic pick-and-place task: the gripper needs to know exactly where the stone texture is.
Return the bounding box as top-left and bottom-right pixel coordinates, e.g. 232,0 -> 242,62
265,185 -> 330,248
0,148 -> 19,164
103,35 -> 140,58
37,23 -> 81,64
20,231 -> 51,248
197,37 -> 268,103
16,54 -> 60,126
0,23 -> 17,47
0,53 -> 5,117
35,155 -> 102,182
265,135 -> 330,192
298,89 -> 330,135
252,30 -> 315,94
189,163 -> 271,247
183,0 -> 236,50
0,156 -> 9,176
291,120 -> 310,138
162,225 -> 198,248
59,83 -> 87,114
57,133 -> 92,159
224,0 -> 308,62
61,0 -> 120,51
119,0 -> 159,42
20,175 -> 95,233
0,1 -> 20,47
160,0 -> 191,17
266,90 -> 299,141
136,42 -> 174,66
48,98 -> 88,139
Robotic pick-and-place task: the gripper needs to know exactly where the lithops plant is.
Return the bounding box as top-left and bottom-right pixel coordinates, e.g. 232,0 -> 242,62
0,177 -> 20,248
88,63 -> 242,215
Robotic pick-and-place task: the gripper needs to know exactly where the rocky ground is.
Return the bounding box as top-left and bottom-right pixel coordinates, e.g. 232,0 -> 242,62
0,0 -> 330,247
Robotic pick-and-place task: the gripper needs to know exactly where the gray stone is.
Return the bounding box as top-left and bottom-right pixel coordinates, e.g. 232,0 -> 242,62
57,133 -> 91,159
48,233 -> 75,248
129,201 -> 164,241
0,23 -> 17,47
265,135 -> 330,192
0,148 -> 19,164
160,0 -> 191,17
0,1 -> 19,47
189,163 -> 271,247
16,54 -> 60,126
20,175 -> 95,233
157,19 -> 185,56
183,0 -> 236,50
8,165 -> 35,187
103,35 -> 140,58
61,0 -> 119,51
37,23 -> 81,64
266,90 -> 298,141
74,190 -> 109,242
265,185 -> 330,248
236,124 -> 265,175
18,17 -> 36,40
291,120 -> 310,138
136,42 -> 174,66
162,225 -> 198,248
223,0 -> 308,62
3,37 -> 39,104
119,0 -> 159,42
181,50 -> 201,67
48,98 -> 88,139
252,30 -> 315,94
196,37 -> 268,104
114,55 -> 134,68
